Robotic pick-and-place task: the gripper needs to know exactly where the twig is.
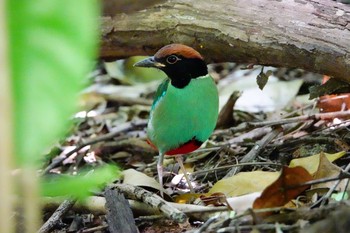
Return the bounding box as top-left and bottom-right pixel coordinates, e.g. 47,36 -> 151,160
43,119 -> 147,174
111,184 -> 188,223
191,162 -> 282,177
102,94 -> 153,106
264,201 -> 350,223
287,171 -> 350,189
227,127 -> 272,144
38,199 -> 76,233
42,196 -> 228,218
319,162 -> 350,206
224,127 -> 282,178
270,136 -> 336,149
195,216 -> 219,233
81,224 -> 108,233
207,202 -> 350,232
217,223 -> 299,232
216,110 -> 350,136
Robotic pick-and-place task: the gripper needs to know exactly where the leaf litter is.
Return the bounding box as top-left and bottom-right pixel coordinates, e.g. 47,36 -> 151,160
41,61 -> 350,232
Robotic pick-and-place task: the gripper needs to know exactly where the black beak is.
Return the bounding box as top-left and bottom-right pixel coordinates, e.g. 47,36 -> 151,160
133,56 -> 165,68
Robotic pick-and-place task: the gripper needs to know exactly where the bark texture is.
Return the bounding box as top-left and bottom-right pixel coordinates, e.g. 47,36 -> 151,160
101,0 -> 350,81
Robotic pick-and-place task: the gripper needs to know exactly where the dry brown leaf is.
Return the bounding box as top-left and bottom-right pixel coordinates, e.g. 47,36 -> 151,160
209,171 -> 279,197
318,94 -> 350,113
253,166 -> 312,210
317,75 -> 350,113
216,91 -> 240,129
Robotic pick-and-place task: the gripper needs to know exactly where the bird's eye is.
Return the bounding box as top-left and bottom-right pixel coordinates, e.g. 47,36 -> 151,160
166,55 -> 180,64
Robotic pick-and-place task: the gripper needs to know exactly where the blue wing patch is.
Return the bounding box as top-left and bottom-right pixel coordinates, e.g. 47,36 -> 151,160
152,78 -> 169,109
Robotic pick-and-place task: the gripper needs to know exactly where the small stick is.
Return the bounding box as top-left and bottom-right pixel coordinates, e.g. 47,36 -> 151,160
319,162 -> 350,206
112,184 -> 188,223
42,196 -> 228,217
215,110 -> 350,136
224,127 -> 282,178
81,224 -> 108,233
102,94 -> 153,106
38,199 -> 76,233
191,162 -> 282,177
43,120 -> 147,174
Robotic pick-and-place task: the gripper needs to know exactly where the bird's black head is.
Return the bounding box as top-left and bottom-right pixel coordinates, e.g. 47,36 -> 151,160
134,44 -> 208,88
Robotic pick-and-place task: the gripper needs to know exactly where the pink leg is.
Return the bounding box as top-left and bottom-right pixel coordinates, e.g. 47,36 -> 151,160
157,153 -> 164,197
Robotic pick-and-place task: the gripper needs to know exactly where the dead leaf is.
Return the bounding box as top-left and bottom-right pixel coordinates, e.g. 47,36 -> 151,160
122,169 -> 165,194
226,192 -> 261,214
209,171 -> 279,197
312,152 -> 348,191
216,91 -> 241,129
253,166 -> 312,210
318,94 -> 350,113
218,70 -> 303,113
289,151 -> 346,175
309,76 -> 350,100
256,68 -> 272,90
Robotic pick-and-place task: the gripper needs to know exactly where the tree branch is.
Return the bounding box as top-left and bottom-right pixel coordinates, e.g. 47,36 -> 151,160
100,0 -> 350,82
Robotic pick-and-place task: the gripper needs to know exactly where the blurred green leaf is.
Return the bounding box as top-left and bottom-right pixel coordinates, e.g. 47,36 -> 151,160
41,165 -> 120,199
7,0 -> 99,165
105,57 -> 165,84
125,56 -> 165,83
331,192 -> 348,201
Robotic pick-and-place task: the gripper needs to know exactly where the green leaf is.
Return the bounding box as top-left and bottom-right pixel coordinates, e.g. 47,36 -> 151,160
41,165 -> 120,199
105,56 -> 166,84
331,192 -> 348,201
124,56 -> 166,83
7,0 -> 99,166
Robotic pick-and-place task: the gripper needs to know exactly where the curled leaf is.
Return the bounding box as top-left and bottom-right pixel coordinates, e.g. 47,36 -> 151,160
289,151 -> 346,175
253,166 -> 312,210
256,67 -> 271,90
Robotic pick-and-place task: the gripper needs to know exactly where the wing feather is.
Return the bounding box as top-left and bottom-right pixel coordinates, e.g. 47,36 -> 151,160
151,78 -> 170,110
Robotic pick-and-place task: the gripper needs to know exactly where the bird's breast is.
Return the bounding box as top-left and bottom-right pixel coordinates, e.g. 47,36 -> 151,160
147,75 -> 219,154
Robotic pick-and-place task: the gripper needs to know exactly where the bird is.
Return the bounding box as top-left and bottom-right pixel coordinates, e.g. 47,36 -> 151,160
134,44 -> 219,195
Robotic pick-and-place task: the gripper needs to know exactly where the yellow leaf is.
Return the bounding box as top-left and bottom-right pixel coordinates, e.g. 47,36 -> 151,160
209,171 -> 279,197
289,151 -> 346,175
312,153 -> 347,191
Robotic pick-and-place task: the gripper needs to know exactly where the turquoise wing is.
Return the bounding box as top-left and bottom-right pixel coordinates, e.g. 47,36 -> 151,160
151,78 -> 170,110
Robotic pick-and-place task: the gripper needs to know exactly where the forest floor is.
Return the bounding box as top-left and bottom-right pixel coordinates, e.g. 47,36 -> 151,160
41,60 -> 350,233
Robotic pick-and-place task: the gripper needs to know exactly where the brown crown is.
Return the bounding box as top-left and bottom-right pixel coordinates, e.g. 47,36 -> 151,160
154,44 -> 204,60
